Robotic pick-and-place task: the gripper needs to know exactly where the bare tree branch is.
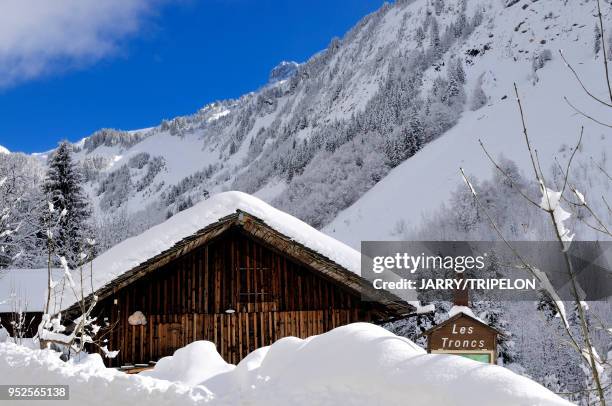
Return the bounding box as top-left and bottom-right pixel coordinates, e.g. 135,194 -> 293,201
478,139 -> 541,208
594,159 -> 612,182
564,97 -> 612,128
514,85 -> 606,405
559,50 -> 612,108
597,0 -> 612,104
560,127 -> 584,196
514,83 -> 542,179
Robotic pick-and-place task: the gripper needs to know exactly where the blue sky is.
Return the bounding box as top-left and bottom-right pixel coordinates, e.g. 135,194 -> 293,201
0,0 -> 385,153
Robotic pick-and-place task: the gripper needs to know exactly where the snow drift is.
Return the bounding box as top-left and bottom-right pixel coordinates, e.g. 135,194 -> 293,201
0,343 -> 214,405
0,323 -> 571,405
141,341 -> 234,386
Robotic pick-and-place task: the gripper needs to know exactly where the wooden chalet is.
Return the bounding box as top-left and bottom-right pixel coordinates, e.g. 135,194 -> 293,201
64,199 -> 412,366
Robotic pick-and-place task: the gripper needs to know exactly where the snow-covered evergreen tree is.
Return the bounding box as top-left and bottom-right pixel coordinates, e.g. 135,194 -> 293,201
433,0 -> 443,16
415,25 -> 426,47
470,251 -> 518,365
595,23 -> 602,56
470,74 -> 488,110
449,57 -> 466,85
430,18 -> 442,58
40,141 -> 93,269
386,298 -> 452,349
0,153 -> 45,268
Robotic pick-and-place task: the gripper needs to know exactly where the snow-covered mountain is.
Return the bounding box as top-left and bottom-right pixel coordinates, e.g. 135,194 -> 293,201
323,0 -> 612,247
0,145 -> 9,155
28,0 -> 612,249
268,61 -> 299,84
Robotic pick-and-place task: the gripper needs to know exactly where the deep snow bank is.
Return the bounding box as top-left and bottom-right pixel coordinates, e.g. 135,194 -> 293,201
203,323 -> 571,405
141,341 -> 235,386
0,323 -> 571,405
0,342 -> 214,406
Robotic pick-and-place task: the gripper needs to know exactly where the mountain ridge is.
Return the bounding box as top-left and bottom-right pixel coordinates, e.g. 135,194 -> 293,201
16,0 -> 612,252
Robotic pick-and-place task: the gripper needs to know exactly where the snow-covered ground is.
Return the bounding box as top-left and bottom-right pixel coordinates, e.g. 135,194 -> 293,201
0,323 -> 571,405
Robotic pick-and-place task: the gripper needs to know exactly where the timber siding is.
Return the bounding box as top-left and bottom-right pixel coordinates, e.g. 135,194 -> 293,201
72,211 -> 411,365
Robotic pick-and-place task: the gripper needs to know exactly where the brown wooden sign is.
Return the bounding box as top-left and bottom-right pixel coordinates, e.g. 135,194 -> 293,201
424,312 -> 500,364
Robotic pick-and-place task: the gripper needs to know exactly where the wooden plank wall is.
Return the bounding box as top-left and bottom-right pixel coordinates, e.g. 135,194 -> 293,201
97,228 -> 370,366
110,309 -> 359,365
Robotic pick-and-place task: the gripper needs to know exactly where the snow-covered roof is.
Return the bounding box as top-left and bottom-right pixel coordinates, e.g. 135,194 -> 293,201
61,191 -> 370,311
0,268 -> 57,313
447,305 -> 480,321
425,305 -> 500,336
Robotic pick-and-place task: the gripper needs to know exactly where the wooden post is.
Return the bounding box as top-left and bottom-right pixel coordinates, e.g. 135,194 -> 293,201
453,272 -> 469,307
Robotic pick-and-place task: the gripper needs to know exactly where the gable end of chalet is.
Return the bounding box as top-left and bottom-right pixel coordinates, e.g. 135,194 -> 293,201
66,210 -> 413,318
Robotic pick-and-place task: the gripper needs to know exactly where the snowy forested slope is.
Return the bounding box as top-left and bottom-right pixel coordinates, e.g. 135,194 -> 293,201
4,0 -> 612,252
10,0 -> 482,249
324,0 -> 612,247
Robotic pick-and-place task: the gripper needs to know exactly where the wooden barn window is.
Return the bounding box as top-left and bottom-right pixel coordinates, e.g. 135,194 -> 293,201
238,265 -> 274,304
235,237 -> 279,313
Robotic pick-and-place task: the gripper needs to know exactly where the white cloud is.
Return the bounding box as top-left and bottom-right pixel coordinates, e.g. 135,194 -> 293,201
0,0 -> 160,88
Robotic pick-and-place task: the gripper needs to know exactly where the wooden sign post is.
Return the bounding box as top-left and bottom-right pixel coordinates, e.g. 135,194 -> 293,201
423,311 -> 501,364
423,274 -> 501,363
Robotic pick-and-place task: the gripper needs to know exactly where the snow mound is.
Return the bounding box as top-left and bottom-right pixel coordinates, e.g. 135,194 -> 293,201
203,323 -> 569,405
141,341 -> 235,386
0,145 -> 9,154
61,191 -> 361,310
0,323 -> 570,405
0,342 -> 214,405
127,311 -> 147,326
